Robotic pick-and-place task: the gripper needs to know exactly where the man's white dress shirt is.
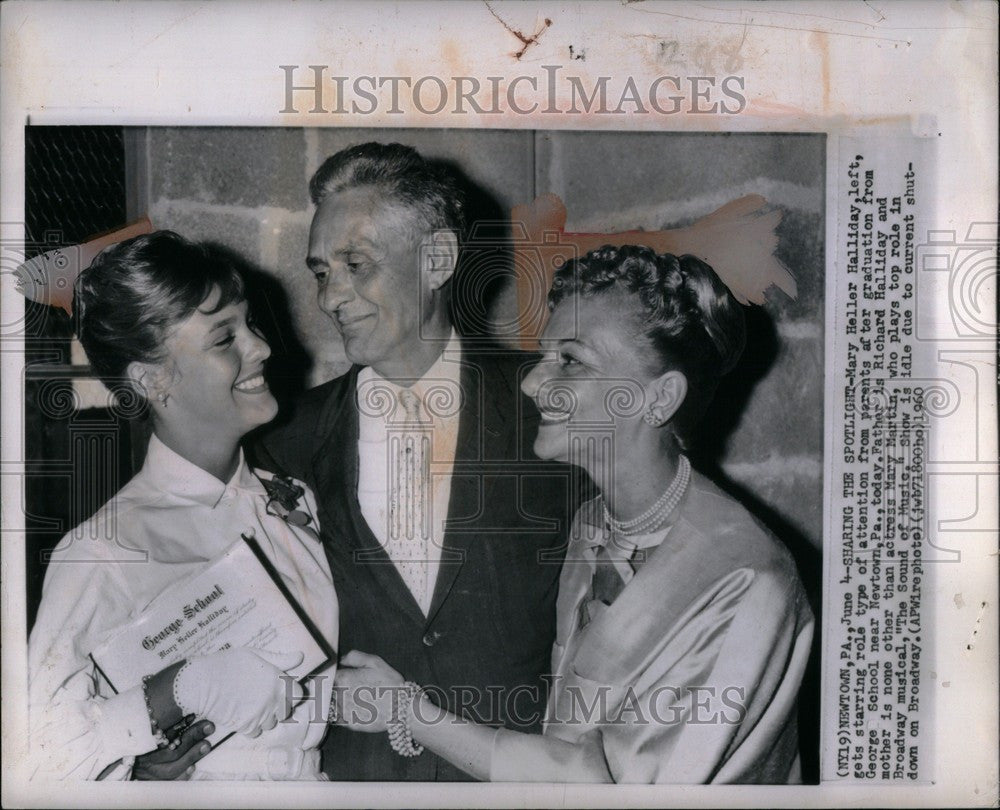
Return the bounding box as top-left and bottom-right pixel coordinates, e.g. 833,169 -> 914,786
356,331 -> 463,615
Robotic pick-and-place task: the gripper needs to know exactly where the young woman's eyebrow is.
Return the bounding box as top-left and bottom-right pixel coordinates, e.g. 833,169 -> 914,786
207,315 -> 237,332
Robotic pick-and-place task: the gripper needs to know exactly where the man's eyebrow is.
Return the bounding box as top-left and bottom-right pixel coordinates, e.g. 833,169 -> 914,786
333,239 -> 375,255
306,239 -> 376,271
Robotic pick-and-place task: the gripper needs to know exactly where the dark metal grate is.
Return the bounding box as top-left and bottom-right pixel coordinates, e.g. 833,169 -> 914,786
24,126 -> 131,631
24,126 -> 128,258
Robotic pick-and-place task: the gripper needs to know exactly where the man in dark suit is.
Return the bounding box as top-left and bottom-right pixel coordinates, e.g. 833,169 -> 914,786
253,143 -> 577,780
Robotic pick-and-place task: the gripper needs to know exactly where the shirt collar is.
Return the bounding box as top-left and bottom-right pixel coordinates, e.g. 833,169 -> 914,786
139,433 -> 264,508
357,330 -> 463,414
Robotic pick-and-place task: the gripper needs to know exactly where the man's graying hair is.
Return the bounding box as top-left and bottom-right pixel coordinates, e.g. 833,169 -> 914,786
309,142 -> 466,236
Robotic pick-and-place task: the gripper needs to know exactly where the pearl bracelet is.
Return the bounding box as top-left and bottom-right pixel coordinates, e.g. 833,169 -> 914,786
387,682 -> 424,758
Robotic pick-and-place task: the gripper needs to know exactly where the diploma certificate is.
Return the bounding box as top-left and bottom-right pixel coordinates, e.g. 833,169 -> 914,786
90,535 -> 334,695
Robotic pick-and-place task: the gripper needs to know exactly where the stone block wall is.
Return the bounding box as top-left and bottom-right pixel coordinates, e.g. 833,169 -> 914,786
533,131 -> 825,563
144,127 -> 825,557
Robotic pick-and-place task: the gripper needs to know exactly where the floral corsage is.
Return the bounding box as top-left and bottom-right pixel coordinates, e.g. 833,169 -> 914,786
259,474 -> 314,528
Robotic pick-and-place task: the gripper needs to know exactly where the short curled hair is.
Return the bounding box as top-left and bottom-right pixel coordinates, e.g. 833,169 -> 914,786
309,142 -> 466,236
548,245 -> 746,445
73,230 -> 245,399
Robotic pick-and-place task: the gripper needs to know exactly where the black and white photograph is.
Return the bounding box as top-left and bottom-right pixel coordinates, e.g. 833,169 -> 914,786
18,126 -> 825,784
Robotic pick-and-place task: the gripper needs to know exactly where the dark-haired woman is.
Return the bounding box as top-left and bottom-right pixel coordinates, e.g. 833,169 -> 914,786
334,245 -> 813,783
28,231 -> 337,780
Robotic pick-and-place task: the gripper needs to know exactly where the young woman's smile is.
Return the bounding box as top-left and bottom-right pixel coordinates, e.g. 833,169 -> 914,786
156,291 -> 278,454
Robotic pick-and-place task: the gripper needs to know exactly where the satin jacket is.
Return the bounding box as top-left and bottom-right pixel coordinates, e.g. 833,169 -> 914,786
492,470 -> 814,783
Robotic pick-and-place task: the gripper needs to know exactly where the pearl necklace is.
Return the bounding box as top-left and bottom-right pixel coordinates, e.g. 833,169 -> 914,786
602,455 -> 691,536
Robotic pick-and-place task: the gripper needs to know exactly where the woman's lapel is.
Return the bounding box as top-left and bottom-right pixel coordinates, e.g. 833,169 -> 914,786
569,515 -> 716,686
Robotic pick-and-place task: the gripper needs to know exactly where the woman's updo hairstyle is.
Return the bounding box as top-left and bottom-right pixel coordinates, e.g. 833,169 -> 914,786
548,244 -> 746,447
73,230 -> 245,400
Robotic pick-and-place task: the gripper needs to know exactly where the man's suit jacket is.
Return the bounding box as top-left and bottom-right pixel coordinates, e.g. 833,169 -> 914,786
253,344 -> 580,781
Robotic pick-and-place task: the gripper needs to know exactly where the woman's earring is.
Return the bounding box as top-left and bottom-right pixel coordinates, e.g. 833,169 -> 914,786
156,393 -> 169,408
643,406 -> 660,426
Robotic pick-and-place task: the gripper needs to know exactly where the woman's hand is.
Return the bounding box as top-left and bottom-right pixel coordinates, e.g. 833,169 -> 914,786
332,650 -> 405,734
173,648 -> 304,737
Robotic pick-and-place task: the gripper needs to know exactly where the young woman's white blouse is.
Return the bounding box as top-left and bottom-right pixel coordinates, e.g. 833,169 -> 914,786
28,434 -> 338,781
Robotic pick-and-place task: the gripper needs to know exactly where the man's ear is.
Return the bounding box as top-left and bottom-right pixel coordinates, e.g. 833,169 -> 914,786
647,369 -> 688,426
422,229 -> 458,291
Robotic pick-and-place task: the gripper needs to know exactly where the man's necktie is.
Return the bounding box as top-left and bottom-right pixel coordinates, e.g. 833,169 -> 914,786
388,389 -> 431,608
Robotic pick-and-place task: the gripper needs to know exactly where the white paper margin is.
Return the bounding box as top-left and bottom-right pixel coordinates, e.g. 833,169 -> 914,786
2,1 -> 996,807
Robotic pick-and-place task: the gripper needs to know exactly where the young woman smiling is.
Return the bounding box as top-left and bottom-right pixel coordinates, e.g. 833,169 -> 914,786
28,232 -> 337,781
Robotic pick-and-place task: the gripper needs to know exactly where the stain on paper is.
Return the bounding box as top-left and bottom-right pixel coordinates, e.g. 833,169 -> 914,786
512,194 -> 796,348
484,2 -> 552,60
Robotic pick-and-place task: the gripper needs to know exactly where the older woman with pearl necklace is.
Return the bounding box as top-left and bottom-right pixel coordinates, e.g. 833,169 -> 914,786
334,244 -> 813,784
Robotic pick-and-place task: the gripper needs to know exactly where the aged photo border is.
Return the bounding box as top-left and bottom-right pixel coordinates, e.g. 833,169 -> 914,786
2,1 -> 996,808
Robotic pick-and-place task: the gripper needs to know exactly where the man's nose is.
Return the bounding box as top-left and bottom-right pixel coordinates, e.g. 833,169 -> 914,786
318,272 -> 353,316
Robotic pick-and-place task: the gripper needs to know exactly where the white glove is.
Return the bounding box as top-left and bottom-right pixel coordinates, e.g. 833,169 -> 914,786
173,648 -> 305,737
